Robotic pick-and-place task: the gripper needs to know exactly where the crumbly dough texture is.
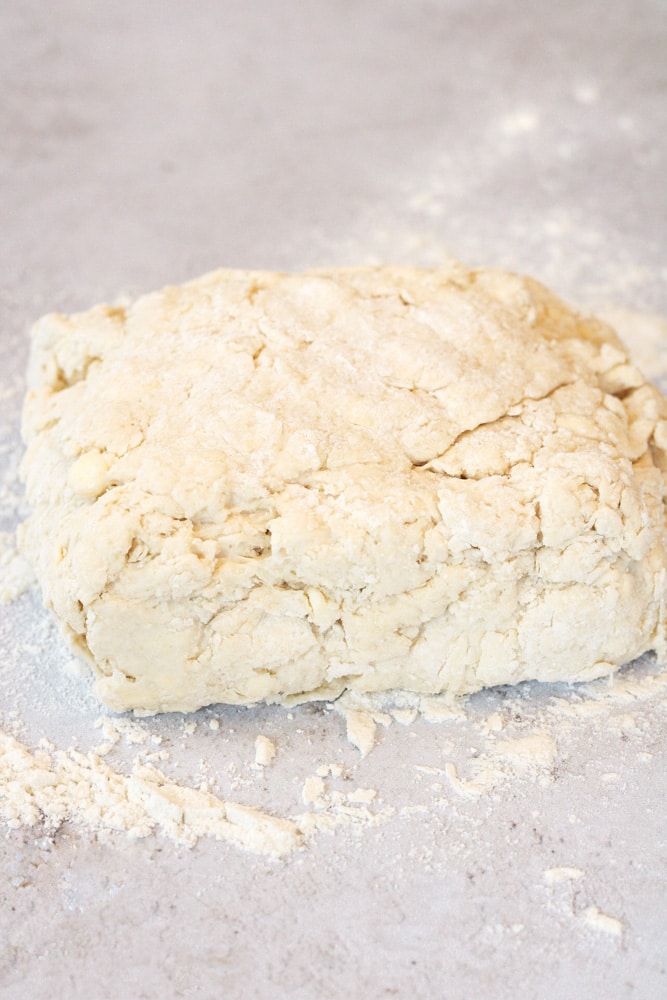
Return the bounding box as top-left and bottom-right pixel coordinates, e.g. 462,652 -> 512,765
19,264 -> 667,713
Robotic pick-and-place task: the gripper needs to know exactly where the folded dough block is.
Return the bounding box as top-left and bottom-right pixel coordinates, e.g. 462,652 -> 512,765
20,264 -> 667,713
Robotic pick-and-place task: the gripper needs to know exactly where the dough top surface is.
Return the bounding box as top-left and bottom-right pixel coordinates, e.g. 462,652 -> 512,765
24,263 -> 658,510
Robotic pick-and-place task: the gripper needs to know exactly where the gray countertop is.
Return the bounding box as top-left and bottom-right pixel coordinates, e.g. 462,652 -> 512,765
1,2 -> 666,998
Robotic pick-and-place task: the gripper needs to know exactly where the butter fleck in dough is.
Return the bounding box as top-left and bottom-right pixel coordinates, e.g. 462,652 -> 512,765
19,264 -> 667,713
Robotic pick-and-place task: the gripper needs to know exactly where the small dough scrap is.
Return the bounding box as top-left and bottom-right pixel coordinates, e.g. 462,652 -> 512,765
19,264 -> 667,714
254,735 -> 276,768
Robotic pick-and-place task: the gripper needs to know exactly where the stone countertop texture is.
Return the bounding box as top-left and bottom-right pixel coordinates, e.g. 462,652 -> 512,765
1,2 -> 666,998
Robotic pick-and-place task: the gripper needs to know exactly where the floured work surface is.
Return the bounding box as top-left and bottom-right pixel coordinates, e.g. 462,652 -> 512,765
19,264 -> 667,713
1,614 -> 666,862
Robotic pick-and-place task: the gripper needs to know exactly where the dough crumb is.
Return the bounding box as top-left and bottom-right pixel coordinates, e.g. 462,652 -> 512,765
254,735 -> 276,768
314,763 -> 344,779
391,708 -> 418,726
343,710 -> 377,758
302,775 -> 326,807
95,716 -> 150,747
347,787 -> 377,804
583,905 -> 625,937
481,712 -> 505,735
544,867 -> 585,884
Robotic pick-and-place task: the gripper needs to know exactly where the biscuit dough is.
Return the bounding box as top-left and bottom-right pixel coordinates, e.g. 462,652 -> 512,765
19,264 -> 667,713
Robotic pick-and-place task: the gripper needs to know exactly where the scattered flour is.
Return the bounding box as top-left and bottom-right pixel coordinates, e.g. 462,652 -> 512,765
0,727 -> 393,856
492,733 -> 557,771
0,531 -> 34,604
0,730 -> 301,856
0,654 -> 665,860
444,760 -> 506,799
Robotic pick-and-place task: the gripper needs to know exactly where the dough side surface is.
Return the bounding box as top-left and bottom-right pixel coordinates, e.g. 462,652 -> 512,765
19,264 -> 667,714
